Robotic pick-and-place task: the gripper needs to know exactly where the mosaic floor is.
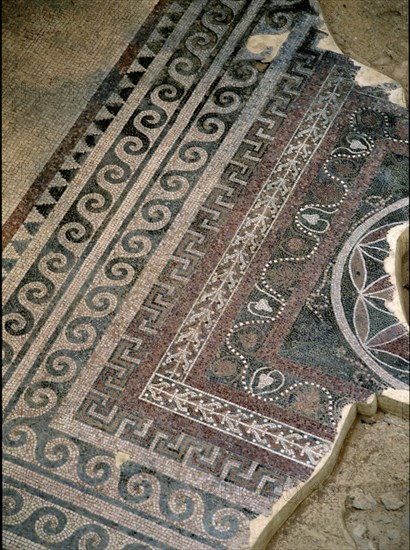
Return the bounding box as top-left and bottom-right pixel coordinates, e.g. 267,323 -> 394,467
3,1 -> 409,548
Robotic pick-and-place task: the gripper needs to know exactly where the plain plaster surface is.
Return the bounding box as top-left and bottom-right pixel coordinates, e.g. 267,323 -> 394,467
257,392 -> 410,550
317,0 -> 408,103
2,0 -> 159,221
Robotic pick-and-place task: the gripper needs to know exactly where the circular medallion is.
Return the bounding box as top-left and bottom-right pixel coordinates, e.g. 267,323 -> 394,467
331,199 -> 409,389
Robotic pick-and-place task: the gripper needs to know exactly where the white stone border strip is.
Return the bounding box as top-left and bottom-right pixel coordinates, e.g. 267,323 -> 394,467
248,389 -> 409,550
384,223 -> 409,329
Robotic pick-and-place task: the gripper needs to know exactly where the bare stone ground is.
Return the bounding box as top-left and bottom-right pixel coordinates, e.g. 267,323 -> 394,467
318,0 -> 408,103
268,411 -> 410,550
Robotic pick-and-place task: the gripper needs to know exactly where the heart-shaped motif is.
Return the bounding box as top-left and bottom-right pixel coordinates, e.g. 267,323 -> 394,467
302,213 -> 320,225
349,138 -> 367,151
254,298 -> 273,312
250,368 -> 285,395
257,373 -> 274,389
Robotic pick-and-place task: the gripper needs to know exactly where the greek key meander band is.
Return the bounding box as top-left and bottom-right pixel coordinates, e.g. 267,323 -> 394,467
3,0 -> 409,548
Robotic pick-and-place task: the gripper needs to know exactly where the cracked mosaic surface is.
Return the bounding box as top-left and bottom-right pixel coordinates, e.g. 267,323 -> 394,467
3,1 -> 409,548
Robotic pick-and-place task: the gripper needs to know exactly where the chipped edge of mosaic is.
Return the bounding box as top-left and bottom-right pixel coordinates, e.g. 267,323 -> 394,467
248,389 -> 409,550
